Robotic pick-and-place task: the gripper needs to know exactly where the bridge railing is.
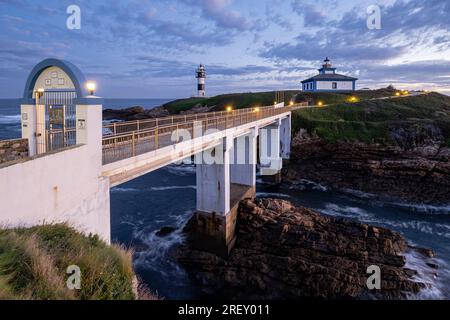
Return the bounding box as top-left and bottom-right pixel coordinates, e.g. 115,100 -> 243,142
102,105 -> 295,165
102,103 -> 308,138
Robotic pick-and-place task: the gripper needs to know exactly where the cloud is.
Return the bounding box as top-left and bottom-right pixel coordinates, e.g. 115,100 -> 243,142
181,0 -> 250,31
291,1 -> 327,27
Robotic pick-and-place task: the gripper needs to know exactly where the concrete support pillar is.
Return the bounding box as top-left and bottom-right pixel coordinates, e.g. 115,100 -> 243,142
259,120 -> 282,180
20,102 -> 37,156
75,97 -> 104,171
280,115 -> 291,159
75,96 -> 110,243
230,128 -> 257,187
196,136 -> 231,215
191,133 -> 257,257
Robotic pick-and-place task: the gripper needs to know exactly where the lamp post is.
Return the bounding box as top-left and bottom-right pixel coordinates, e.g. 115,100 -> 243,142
86,81 -> 96,96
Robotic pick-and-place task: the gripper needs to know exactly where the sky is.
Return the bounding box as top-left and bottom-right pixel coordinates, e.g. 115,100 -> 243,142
0,0 -> 449,98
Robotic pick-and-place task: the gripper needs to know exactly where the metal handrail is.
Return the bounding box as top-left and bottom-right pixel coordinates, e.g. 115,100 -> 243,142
102,103 -> 301,138
102,104 -> 296,165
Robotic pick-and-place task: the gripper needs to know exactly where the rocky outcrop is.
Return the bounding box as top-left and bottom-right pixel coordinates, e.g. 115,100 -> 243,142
284,129 -> 450,204
103,106 -> 170,121
175,198 -> 435,299
103,103 -> 215,121
0,138 -> 28,165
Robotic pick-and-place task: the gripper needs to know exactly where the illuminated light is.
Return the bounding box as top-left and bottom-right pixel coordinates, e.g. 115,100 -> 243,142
317,101 -> 323,107
395,92 -> 401,96
86,81 -> 97,95
349,96 -> 358,102
226,106 -> 233,112
254,107 -> 260,112
35,88 -> 45,99
289,101 -> 294,106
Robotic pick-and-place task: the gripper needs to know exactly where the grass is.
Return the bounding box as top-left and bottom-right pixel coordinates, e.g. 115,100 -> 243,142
0,224 -> 137,300
292,92 -> 450,145
163,91 -> 301,114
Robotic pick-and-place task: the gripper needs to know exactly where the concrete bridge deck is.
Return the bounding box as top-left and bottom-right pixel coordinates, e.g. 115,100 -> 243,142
101,104 -> 297,187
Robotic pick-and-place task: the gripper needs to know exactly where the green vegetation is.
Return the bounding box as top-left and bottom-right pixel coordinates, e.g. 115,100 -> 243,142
162,88 -> 450,146
163,91 -> 301,114
292,92 -> 450,145
0,224 -> 136,300
161,88 -> 401,115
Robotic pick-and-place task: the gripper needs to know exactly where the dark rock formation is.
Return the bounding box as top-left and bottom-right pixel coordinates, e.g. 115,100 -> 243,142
103,103 -> 215,122
284,129 -> 450,204
156,226 -> 176,237
175,198 -> 435,299
103,106 -> 170,121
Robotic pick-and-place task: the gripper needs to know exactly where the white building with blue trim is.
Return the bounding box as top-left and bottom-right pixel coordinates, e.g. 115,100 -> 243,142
301,58 -> 358,92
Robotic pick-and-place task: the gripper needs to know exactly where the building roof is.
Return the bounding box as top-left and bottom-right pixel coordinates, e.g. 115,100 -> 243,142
301,73 -> 358,83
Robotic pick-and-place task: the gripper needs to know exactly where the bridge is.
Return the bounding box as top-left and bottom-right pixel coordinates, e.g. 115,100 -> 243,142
0,59 -> 302,256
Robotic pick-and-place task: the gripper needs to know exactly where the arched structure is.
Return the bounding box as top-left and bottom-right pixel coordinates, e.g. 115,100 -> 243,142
21,59 -> 89,154
23,58 -> 88,99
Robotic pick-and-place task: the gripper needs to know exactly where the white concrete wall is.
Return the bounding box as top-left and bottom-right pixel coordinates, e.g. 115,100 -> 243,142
0,145 -> 110,242
230,130 -> 257,187
1,101 -> 109,242
316,81 -> 353,90
196,136 -> 231,215
280,115 -> 291,159
259,120 -> 282,175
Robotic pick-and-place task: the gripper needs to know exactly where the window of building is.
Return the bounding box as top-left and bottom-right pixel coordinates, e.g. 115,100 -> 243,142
332,82 -> 337,89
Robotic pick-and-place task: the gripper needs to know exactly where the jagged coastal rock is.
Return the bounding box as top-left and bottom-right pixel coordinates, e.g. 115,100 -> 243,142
175,198 -> 436,299
103,104 -> 215,121
103,106 -> 170,121
284,129 -> 450,204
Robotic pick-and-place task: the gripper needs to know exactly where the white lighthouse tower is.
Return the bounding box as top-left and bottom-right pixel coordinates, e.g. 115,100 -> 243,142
196,64 -> 206,97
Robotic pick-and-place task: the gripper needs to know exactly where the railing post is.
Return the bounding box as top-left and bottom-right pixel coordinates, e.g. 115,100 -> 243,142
132,131 -> 136,157
155,128 -> 159,149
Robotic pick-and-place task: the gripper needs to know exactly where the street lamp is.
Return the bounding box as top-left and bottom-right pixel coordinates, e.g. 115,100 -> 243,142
35,88 -> 45,99
317,101 -> 323,107
226,106 -> 233,112
254,107 -> 260,112
86,81 -> 97,95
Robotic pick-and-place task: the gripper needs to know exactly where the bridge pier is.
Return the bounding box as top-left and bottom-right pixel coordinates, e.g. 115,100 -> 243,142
190,131 -> 258,257
259,120 -> 283,183
280,115 -> 291,159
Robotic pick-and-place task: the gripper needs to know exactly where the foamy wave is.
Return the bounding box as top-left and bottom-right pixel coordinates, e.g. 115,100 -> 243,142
341,188 -> 450,215
385,201 -> 450,215
405,250 -> 449,300
111,185 -> 196,193
164,164 -> 196,176
256,192 -> 291,199
133,209 -> 193,284
0,114 -> 21,124
289,179 -> 328,192
318,203 -> 373,220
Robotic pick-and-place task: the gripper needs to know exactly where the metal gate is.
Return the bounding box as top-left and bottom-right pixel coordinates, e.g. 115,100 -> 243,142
39,90 -> 77,153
